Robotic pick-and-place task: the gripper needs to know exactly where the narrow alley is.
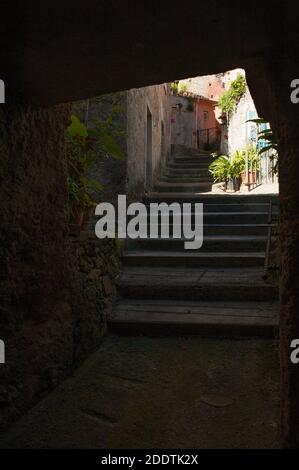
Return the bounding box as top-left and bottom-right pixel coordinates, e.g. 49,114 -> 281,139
1,145 -> 280,449
111,146 -> 278,337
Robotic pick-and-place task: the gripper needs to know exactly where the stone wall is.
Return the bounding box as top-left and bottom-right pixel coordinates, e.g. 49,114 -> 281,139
70,234 -> 121,364
228,87 -> 257,154
0,104 -> 72,432
0,104 -> 121,434
170,95 -> 195,148
126,84 -> 171,200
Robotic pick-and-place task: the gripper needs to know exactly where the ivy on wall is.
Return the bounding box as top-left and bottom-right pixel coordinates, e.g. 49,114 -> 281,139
218,73 -> 247,116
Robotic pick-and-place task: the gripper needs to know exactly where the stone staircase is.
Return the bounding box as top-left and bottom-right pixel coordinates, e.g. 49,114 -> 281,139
154,150 -> 214,193
109,149 -> 279,337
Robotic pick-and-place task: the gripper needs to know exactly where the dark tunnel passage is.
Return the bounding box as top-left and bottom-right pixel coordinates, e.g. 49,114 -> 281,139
1,1 -> 299,448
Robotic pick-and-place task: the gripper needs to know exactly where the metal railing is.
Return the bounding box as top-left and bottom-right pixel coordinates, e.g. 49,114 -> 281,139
264,199 -> 273,278
196,127 -> 221,150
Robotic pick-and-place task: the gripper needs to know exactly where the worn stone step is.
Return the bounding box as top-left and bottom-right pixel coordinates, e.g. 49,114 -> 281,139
160,176 -> 213,184
127,224 -> 268,237
164,167 -> 210,172
116,267 -> 278,301
164,171 -> 211,178
173,158 -> 213,164
150,202 -> 273,214
154,182 -> 213,192
205,212 -> 269,223
146,193 -> 279,205
167,162 -> 209,170
109,299 -> 278,337
142,201 -> 276,213
129,235 -> 268,252
138,211 -> 269,224
122,250 -> 265,267
165,168 -> 210,174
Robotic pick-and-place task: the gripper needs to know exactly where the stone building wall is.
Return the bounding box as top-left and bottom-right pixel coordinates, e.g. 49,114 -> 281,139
126,84 -> 171,200
0,104 -> 72,432
170,95 -> 195,148
179,74 -> 225,101
0,104 -> 121,434
70,235 -> 121,364
228,87 -> 257,155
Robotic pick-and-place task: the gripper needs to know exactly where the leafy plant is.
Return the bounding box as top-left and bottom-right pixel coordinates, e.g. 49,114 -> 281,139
247,118 -> 278,174
66,116 -> 102,215
178,82 -> 187,94
209,155 -> 231,182
218,73 -> 247,116
230,150 -> 245,178
218,90 -> 236,115
186,98 -> 194,112
66,93 -> 126,220
170,81 -> 179,94
230,146 -> 259,174
209,145 -> 259,185
90,93 -> 126,161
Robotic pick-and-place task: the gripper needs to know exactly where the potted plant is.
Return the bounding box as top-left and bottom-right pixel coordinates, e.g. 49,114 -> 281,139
67,115 -> 103,231
208,155 -> 231,189
209,151 -> 247,192
230,150 -> 245,190
66,110 -> 125,234
239,145 -> 259,185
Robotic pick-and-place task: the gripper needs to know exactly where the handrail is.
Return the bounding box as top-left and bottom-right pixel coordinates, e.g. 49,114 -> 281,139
263,199 -> 273,279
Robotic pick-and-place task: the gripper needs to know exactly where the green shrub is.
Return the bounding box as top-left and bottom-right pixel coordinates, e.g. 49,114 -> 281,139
178,82 -> 187,94
209,155 -> 231,182
209,145 -> 259,184
218,73 -> 247,116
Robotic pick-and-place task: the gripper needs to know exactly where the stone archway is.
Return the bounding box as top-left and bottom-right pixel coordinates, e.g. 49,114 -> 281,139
1,1 -> 299,447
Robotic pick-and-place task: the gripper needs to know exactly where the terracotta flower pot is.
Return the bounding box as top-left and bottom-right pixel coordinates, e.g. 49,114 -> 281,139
241,171 -> 256,184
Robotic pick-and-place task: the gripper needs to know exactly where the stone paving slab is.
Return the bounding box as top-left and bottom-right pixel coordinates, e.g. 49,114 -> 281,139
0,335 -> 280,449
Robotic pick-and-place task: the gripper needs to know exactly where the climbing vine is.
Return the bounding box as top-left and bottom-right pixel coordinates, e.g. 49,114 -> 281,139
218,73 -> 247,116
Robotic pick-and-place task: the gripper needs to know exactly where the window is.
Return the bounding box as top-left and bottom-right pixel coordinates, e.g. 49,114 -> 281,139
203,111 -> 209,121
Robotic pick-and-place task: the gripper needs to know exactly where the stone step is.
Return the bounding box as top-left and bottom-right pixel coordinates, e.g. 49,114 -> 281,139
172,157 -> 213,164
165,166 -> 210,172
116,267 -> 278,301
147,202 -> 273,213
136,212 -> 269,224
154,182 -> 213,192
160,177 -> 213,184
146,193 -> 279,205
142,200 -> 277,213
122,250 -> 265,267
127,224 -> 269,237
109,299 -> 278,337
128,235 -> 268,252
167,162 -> 211,169
164,170 -> 211,177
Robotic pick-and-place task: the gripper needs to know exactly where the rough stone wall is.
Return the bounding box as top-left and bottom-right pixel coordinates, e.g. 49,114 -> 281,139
126,84 -> 171,199
0,104 -> 72,431
246,55 -> 299,447
179,74 -> 225,101
0,104 -> 121,434
228,88 -> 257,154
170,95 -> 195,148
70,235 -> 121,364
